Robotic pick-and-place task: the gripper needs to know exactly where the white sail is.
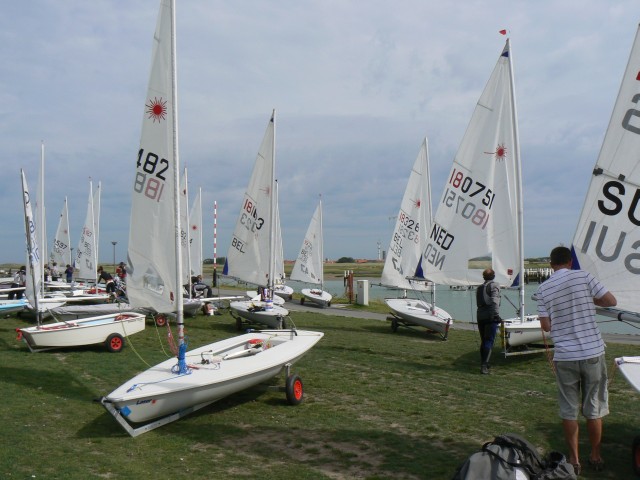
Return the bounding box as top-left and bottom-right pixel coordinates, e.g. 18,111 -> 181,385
189,187 -> 203,277
224,112 -> 276,288
572,25 -> 640,316
127,0 -> 182,315
381,138 -> 433,290
422,40 -> 521,289
75,181 -> 98,282
51,197 -> 71,268
21,169 -> 42,316
291,201 -> 324,286
179,168 -> 191,284
93,181 -> 101,265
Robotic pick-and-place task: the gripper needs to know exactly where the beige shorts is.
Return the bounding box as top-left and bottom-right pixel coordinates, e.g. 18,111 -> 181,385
554,355 -> 609,420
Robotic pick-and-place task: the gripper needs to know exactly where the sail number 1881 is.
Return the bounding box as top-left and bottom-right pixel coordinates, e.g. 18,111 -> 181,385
135,148 -> 169,202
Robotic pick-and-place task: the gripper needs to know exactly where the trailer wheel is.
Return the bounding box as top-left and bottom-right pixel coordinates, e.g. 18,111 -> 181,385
106,333 -> 124,353
300,297 -> 305,305
391,318 -> 399,332
286,374 -> 304,405
632,435 -> 640,476
236,317 -> 243,331
155,315 -> 167,327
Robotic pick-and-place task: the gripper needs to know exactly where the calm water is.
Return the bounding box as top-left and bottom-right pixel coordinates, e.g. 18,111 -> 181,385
318,278 -> 640,337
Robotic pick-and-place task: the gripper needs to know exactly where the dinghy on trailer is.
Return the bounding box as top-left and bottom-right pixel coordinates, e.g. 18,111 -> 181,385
290,198 -> 333,308
225,112 -> 289,329
380,138 -> 452,339
101,0 -> 323,436
422,37 -> 548,354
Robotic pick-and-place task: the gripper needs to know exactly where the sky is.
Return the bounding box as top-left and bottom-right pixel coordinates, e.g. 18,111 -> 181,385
1,0 -> 638,265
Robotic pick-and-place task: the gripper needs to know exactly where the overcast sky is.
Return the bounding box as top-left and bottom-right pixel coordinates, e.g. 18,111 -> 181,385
1,0 -> 638,265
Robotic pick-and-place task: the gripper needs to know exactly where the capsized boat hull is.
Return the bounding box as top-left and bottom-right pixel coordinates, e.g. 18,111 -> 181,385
17,312 -> 146,350
501,315 -> 548,347
102,329 -> 324,424
300,288 -> 332,308
230,300 -> 289,329
385,298 -> 452,334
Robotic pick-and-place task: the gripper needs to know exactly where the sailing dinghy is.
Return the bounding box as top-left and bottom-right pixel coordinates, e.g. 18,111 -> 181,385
421,38 -> 546,354
290,199 -> 332,307
225,111 -> 290,329
16,170 -> 146,352
565,25 -> 640,469
100,0 -> 323,436
381,138 -> 453,338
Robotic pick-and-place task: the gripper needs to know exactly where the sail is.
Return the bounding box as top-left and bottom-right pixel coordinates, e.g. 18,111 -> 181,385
290,201 -> 324,286
224,112 -> 276,287
51,198 -> 71,268
572,26 -> 640,314
20,170 -> 42,313
179,168 -> 191,283
127,0 -> 180,313
381,138 -> 433,290
189,187 -> 203,277
422,40 -> 521,288
75,181 -> 98,282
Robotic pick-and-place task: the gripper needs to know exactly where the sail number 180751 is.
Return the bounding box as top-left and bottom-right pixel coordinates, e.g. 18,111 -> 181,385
135,149 -> 169,202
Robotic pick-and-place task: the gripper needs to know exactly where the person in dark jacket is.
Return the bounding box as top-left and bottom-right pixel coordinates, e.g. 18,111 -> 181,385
476,268 -> 501,375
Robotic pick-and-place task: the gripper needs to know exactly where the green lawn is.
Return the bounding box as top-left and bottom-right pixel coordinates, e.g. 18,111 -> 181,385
1,306 -> 638,479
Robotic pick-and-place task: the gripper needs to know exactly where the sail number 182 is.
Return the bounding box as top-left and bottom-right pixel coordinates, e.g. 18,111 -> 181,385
135,148 -> 169,202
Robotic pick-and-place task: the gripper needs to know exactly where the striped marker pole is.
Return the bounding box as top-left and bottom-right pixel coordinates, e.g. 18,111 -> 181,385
213,200 -> 217,287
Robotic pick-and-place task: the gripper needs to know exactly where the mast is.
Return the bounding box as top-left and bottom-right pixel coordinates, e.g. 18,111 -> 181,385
38,141 -> 46,290
506,38 -> 526,320
268,109 -> 276,298
319,197 -> 323,290
170,0 -> 185,358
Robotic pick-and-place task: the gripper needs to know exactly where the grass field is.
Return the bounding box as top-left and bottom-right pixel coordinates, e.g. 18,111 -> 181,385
1,304 -> 639,479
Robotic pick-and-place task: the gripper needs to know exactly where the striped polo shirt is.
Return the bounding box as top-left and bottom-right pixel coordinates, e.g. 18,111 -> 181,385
535,268 -> 607,361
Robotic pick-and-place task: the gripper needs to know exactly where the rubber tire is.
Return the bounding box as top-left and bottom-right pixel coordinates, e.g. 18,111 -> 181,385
327,301 -> 331,307
235,317 -> 243,331
280,317 -> 286,329
106,333 -> 124,353
300,297 -> 305,305
391,318 -> 399,332
155,315 -> 167,327
285,374 -> 304,405
632,435 -> 640,476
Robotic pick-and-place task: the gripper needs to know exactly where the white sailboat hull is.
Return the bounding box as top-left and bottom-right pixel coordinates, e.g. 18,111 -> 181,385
17,312 -> 146,350
300,288 -> 332,308
615,357 -> 640,393
247,291 -> 286,306
0,299 -> 28,315
230,300 -> 289,329
273,283 -> 294,300
47,297 -> 202,321
501,315 -> 548,348
385,298 -> 452,334
101,329 -> 323,424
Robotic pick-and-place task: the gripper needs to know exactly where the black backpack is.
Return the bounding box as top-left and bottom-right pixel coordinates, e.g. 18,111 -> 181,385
451,433 -> 576,480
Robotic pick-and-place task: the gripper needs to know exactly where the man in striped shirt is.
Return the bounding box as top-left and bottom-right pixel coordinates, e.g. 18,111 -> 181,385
536,246 -> 617,474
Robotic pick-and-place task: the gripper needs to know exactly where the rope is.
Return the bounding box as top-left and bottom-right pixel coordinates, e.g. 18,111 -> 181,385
120,318 -> 152,368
